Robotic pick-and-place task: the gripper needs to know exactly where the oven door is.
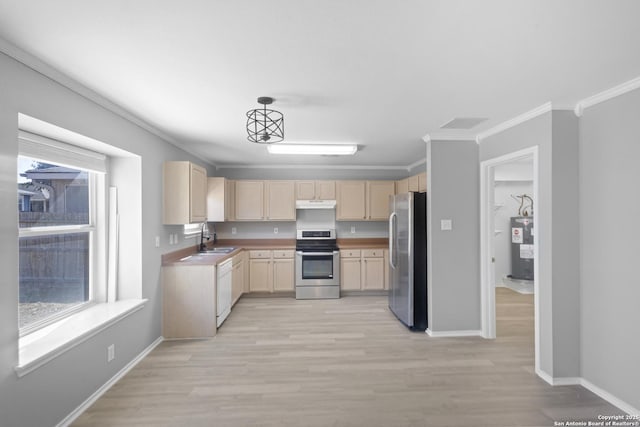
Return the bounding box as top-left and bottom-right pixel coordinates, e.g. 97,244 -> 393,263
295,251 -> 339,287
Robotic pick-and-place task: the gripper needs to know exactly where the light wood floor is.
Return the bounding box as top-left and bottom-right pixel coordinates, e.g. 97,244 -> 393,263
73,288 -> 621,426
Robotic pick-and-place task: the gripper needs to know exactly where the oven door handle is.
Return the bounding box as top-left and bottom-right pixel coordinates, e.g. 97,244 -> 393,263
296,251 -> 339,256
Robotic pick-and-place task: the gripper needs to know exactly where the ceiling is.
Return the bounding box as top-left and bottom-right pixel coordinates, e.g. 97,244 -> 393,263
1,1 -> 639,169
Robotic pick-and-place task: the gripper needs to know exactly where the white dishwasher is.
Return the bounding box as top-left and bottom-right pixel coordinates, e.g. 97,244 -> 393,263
216,259 -> 233,327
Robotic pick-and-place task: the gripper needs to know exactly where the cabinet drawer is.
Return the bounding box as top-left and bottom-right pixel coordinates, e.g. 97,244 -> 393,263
232,252 -> 244,265
362,249 -> 384,258
272,249 -> 294,259
249,250 -> 272,259
340,249 -> 361,258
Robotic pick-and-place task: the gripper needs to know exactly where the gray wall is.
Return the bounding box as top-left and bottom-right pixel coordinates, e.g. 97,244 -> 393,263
479,110 -> 580,379
580,89 -> 640,410
426,140 -> 480,332
0,51 -> 212,426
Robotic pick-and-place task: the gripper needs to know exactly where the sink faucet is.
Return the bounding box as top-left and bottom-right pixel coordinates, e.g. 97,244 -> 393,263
199,222 -> 210,252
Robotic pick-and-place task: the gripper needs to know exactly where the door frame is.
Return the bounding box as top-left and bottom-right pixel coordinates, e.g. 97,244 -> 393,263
480,146 -> 540,372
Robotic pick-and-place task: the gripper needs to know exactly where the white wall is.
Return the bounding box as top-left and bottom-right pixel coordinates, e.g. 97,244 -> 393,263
0,50 -> 213,426
579,88 -> 640,411
493,180 -> 534,286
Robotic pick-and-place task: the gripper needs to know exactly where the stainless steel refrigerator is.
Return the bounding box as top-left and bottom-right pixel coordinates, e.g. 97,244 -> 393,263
388,192 -> 427,331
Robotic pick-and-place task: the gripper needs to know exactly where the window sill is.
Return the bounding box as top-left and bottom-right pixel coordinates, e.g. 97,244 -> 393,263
16,299 -> 147,378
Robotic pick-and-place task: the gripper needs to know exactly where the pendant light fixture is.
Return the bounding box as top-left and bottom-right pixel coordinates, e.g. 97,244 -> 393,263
246,96 -> 284,143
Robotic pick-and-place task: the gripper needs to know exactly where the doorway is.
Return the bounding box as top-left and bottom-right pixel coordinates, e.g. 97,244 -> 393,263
480,146 -> 540,373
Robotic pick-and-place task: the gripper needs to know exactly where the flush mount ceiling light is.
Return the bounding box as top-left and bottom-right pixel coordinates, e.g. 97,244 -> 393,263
267,143 -> 358,156
246,96 -> 284,143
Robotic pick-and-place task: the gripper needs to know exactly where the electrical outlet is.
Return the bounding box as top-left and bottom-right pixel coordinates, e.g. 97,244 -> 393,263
441,219 -> 453,231
351,226 -> 356,234
231,227 -> 237,235
274,227 -> 278,234
107,344 -> 115,362
173,233 -> 179,244
169,234 -> 174,245
155,236 -> 160,247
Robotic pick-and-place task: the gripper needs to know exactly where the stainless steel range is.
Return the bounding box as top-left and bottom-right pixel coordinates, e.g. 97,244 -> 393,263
295,229 -> 340,299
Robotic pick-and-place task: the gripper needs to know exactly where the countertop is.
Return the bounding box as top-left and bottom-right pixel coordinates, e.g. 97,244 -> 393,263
162,237 -> 388,266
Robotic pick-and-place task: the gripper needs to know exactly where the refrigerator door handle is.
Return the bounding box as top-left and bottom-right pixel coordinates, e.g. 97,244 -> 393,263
389,212 -> 397,269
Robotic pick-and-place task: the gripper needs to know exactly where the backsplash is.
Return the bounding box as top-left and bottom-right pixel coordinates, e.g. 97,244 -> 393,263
212,220 -> 388,239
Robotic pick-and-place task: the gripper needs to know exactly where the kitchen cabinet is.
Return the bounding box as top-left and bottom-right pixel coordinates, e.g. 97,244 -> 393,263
273,250 -> 295,292
340,249 -> 362,291
396,178 -> 409,194
266,181 -> 295,220
418,172 -> 427,193
235,181 -> 264,220
340,248 -> 388,292
162,264 -> 216,339
408,174 -> 420,192
336,181 -> 366,220
296,180 -> 336,200
163,161 -> 207,224
248,249 -> 295,292
366,181 -> 395,221
231,252 -> 245,307
207,177 -> 235,222
362,249 -> 385,290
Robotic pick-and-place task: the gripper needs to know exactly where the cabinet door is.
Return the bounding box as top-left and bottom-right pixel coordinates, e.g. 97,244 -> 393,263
384,249 -> 389,290
340,258 -> 362,290
273,259 -> 294,291
362,257 -> 385,290
296,181 -> 316,200
395,178 -> 409,195
225,180 -> 235,221
266,181 -> 295,220
190,163 -> 207,223
235,181 -> 264,220
207,177 -> 225,222
367,181 -> 395,221
249,259 -> 272,292
408,174 -> 420,192
316,181 -> 336,200
418,172 -> 427,193
336,181 -> 366,220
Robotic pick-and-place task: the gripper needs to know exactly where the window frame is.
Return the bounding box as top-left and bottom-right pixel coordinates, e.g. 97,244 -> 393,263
18,133 -> 108,336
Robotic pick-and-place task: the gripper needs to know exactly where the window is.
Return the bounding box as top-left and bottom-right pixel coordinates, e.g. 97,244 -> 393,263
18,132 -> 107,334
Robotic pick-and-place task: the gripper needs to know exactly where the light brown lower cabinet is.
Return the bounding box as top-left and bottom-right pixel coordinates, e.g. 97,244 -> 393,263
248,249 -> 294,293
162,265 -> 216,339
231,253 -> 245,307
340,248 -> 388,292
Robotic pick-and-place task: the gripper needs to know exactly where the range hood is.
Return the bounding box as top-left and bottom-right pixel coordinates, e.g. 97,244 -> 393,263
296,200 -> 337,209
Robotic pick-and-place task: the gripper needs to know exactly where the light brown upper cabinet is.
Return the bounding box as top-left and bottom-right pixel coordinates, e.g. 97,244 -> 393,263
234,180 -> 295,221
265,181 -> 295,221
207,177 -> 235,222
395,178 -> 409,194
336,181 -> 366,220
418,172 -> 427,192
408,174 -> 420,192
163,161 -> 207,224
235,180 -> 264,220
295,180 -> 336,200
367,181 -> 395,221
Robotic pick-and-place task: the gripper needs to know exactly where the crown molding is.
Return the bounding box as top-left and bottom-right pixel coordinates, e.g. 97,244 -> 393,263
476,102 -> 552,143
0,37 -> 216,168
216,163 -> 413,171
574,75 -> 640,117
424,132 -> 477,143
406,158 -> 427,171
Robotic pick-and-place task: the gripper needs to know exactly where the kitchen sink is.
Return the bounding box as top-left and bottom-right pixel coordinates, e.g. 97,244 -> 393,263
200,247 -> 236,254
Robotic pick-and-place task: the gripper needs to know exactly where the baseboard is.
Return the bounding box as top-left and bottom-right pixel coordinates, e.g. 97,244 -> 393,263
56,336 -> 164,427
425,329 -> 482,338
580,378 -> 640,416
534,369 -> 639,415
